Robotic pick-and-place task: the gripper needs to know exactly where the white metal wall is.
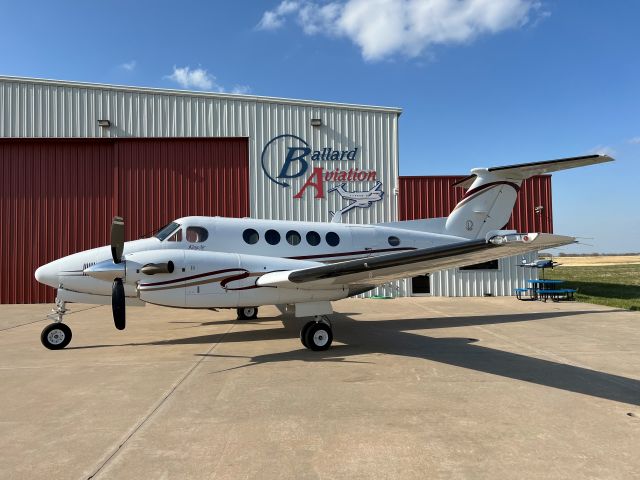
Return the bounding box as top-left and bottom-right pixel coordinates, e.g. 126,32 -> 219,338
397,252 -> 539,297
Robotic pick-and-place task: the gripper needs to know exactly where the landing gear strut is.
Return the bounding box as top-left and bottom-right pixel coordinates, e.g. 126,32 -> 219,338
41,299 -> 72,350
237,307 -> 258,320
300,315 -> 333,351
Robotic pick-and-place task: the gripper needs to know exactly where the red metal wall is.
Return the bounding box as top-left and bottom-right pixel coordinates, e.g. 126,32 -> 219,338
399,175 -> 553,233
0,138 -> 249,304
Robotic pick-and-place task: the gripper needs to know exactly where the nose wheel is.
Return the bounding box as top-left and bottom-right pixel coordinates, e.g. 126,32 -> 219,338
41,323 -> 72,350
300,316 -> 333,351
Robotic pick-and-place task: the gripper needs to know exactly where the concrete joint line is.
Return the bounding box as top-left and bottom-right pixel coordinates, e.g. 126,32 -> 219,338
85,322 -> 237,480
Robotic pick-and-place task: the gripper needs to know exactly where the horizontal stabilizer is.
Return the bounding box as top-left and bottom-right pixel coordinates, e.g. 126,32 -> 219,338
453,154 -> 613,188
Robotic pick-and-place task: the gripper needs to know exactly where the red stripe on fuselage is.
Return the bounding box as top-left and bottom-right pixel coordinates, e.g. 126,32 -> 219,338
452,181 -> 520,211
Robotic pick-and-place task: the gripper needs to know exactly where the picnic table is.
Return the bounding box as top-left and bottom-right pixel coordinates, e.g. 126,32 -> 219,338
514,279 -> 576,302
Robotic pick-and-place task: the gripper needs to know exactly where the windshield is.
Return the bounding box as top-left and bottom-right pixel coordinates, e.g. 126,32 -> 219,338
154,222 -> 180,241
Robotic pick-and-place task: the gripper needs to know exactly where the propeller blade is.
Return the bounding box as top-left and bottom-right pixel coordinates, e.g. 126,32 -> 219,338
112,278 -> 126,330
111,216 -> 125,264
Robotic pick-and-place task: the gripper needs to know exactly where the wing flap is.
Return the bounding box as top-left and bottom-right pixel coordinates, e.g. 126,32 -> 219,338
256,233 -> 574,289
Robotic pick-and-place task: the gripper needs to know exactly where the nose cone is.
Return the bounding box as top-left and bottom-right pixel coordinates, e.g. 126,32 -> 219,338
35,262 -> 60,288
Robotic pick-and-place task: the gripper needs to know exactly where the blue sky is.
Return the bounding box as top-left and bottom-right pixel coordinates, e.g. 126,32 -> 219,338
1,0 -> 638,253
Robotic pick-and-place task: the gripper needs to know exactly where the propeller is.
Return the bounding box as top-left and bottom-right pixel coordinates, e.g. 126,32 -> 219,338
110,216 -> 126,330
112,278 -> 126,330
111,216 -> 125,263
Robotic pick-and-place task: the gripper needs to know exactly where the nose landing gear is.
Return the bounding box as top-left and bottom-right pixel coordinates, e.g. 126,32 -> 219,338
41,299 -> 72,350
300,315 -> 333,351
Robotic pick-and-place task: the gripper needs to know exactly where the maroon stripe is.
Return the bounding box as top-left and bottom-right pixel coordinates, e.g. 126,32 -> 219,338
453,181 -> 520,211
220,271 -> 251,288
288,247 -> 415,260
139,248 -> 415,288
140,267 -> 244,287
225,284 -> 261,291
462,181 -> 520,199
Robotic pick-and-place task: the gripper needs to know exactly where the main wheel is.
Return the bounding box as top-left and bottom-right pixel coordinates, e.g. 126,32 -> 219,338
41,323 -> 72,350
237,307 -> 258,320
304,322 -> 333,351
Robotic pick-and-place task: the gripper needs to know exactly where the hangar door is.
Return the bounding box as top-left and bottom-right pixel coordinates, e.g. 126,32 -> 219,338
0,138 -> 249,304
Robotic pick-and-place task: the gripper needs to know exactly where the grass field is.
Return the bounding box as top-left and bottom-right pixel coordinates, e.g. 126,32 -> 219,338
553,255 -> 640,267
545,264 -> 640,311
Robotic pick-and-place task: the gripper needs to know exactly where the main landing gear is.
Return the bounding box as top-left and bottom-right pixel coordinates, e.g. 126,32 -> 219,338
236,307 -> 258,320
300,316 -> 333,351
41,299 -> 72,350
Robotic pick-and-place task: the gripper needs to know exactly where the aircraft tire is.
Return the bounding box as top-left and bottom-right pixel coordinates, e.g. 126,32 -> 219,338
237,307 -> 258,320
304,322 -> 333,351
300,320 -> 315,348
41,323 -> 72,350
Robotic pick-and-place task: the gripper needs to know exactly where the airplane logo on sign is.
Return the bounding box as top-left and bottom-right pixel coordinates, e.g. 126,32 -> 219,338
329,181 -> 384,223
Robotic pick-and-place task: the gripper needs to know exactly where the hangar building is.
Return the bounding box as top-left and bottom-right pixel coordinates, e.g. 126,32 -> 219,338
0,76 -> 550,304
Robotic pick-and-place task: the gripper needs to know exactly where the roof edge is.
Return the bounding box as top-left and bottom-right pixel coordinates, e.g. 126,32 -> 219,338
0,75 -> 403,115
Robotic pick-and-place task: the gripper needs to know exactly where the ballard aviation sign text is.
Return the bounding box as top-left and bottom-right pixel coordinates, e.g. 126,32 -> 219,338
261,134 -> 378,198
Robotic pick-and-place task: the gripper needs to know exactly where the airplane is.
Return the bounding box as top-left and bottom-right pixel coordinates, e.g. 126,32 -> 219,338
34,154 -> 612,351
518,258 -> 560,269
329,181 -> 384,222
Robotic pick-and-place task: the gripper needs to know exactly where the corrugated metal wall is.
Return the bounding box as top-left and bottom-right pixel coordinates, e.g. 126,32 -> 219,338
0,77 -> 400,225
399,175 -> 553,232
398,175 -> 553,297
0,138 -> 249,303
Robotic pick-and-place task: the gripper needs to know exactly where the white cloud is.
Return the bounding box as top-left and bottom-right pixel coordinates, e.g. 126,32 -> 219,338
166,66 -> 219,91
258,0 -> 543,60
119,60 -> 137,71
165,66 -> 250,94
628,136 -> 640,145
231,85 -> 252,94
258,0 -> 300,30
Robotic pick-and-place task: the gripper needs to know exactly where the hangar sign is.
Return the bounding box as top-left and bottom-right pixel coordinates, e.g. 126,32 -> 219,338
261,134 -> 378,199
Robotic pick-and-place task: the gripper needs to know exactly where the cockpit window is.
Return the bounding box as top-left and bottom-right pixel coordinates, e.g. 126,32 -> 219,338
186,226 -> 209,243
155,222 -> 180,241
167,229 -> 182,242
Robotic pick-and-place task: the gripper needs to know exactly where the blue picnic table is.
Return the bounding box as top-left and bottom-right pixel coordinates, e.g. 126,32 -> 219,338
514,279 -> 576,301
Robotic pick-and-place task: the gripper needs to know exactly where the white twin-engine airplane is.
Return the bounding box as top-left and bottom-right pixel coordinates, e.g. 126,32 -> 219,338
35,154 -> 612,351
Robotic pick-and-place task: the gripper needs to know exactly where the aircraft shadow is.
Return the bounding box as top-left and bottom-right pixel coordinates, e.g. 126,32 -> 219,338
69,309 -> 640,406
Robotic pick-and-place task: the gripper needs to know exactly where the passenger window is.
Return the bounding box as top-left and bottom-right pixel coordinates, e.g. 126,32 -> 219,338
286,230 -> 301,246
167,229 -> 182,242
388,236 -> 400,246
243,228 -> 259,245
186,227 -> 209,243
265,229 -> 281,245
326,232 -> 340,247
306,231 -> 321,246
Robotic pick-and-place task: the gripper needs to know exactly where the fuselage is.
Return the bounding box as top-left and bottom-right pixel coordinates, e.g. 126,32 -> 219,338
35,216 -> 466,308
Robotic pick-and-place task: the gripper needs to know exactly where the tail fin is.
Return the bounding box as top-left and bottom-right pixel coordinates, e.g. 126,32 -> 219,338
445,154 -> 613,239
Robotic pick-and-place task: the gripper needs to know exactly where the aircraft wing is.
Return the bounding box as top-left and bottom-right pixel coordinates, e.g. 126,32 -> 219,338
256,232 -> 574,289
